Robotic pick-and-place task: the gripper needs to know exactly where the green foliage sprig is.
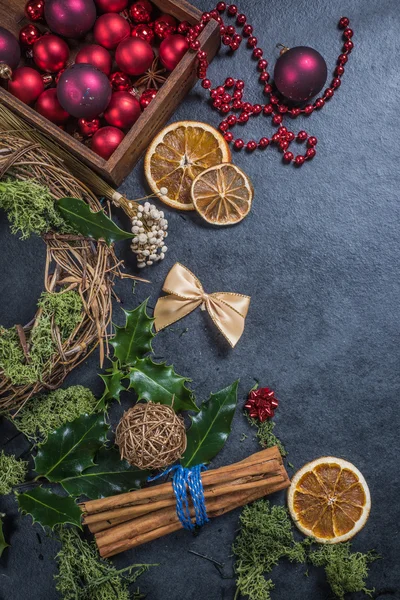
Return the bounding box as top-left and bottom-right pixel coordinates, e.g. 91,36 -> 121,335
0,450 -> 27,495
54,527 -> 155,600
0,179 -> 69,239
0,514 -> 9,557
247,416 -> 287,457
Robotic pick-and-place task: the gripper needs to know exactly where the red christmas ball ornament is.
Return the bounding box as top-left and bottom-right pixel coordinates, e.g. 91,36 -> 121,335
25,0 -> 45,21
19,24 -> 42,47
157,13 -> 177,29
35,88 -> 70,124
78,117 -> 100,137
177,20 -> 190,35
274,46 -> 328,103
94,13 -> 130,50
44,0 -> 96,39
94,0 -> 128,13
33,34 -> 70,73
159,34 -> 189,71
244,387 -> 279,422
8,66 -> 44,105
76,44 -> 112,76
129,0 -> 152,24
91,126 -> 125,159
131,23 -> 154,45
0,26 -> 21,73
104,91 -> 141,129
153,21 -> 174,41
109,70 -> 131,91
57,63 -> 112,119
115,37 -> 153,76
139,87 -> 156,109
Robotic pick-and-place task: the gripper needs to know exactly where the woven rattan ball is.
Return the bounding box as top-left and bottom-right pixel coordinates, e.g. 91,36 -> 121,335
115,402 -> 187,470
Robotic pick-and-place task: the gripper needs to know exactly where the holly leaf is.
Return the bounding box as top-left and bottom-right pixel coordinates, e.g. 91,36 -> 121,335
34,413 -> 108,482
127,357 -> 198,413
57,197 -> 132,246
110,300 -> 155,367
181,380 -> 238,467
98,360 -> 126,410
60,447 -> 149,499
0,514 -> 9,557
17,487 -> 81,529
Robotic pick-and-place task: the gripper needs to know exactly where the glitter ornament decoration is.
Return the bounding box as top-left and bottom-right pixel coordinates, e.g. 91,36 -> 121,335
104,91 -> 141,129
154,13 -> 177,39
25,0 -> 45,21
0,26 -> 21,74
94,0 -> 128,13
57,63 -> 112,119
44,0 -> 96,39
115,37 -> 154,76
131,23 -> 155,45
129,0 -> 152,24
78,117 -> 100,137
33,34 -> 70,73
19,24 -> 41,47
94,13 -> 130,50
35,88 -> 70,124
245,387 -> 279,422
75,44 -> 113,76
91,126 -> 125,159
109,70 -> 131,91
159,34 -> 189,71
8,66 -> 44,104
274,46 -> 328,103
140,87 -> 157,109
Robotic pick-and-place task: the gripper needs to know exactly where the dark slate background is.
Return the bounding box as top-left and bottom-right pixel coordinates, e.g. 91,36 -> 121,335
1,0 -> 400,598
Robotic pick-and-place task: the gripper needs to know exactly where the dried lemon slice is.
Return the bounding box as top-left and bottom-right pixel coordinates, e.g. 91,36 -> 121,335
288,457 -> 371,544
144,121 -> 231,211
191,163 -> 253,226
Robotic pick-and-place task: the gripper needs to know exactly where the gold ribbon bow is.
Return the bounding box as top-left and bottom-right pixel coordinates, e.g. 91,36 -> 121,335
154,263 -> 251,348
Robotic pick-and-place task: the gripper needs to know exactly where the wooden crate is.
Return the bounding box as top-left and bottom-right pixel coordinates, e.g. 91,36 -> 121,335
0,0 -> 220,186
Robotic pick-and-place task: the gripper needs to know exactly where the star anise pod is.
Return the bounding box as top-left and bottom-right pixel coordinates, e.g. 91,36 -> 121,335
135,57 -> 167,90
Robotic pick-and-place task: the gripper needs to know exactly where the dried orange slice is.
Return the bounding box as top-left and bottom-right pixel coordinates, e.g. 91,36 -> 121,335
288,457 -> 371,544
144,121 -> 231,211
191,163 -> 253,226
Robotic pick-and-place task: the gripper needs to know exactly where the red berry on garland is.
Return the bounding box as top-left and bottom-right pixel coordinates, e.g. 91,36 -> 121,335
131,23 -> 155,45
57,64 -> 112,119
94,13 -> 130,50
104,91 -> 141,128
33,34 -> 69,73
109,70 -> 131,91
78,117 -> 100,137
8,66 -> 44,105
94,0 -> 128,13
159,34 -> 189,71
0,26 -> 21,75
44,0 -> 96,39
76,44 -> 112,76
245,387 -> 279,422
25,0 -> 45,21
19,24 -> 41,47
115,37 -> 153,76
129,0 -> 152,24
91,126 -> 125,159
35,88 -> 70,124
139,87 -> 157,109
274,46 -> 327,103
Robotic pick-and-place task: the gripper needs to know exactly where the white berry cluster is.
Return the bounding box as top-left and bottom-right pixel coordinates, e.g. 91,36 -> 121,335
131,202 -> 168,268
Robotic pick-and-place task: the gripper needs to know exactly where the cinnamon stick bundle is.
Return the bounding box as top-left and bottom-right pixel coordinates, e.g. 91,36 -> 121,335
81,447 -> 290,558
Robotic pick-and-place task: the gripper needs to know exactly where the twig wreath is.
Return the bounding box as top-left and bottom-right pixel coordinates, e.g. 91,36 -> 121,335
0,108 -> 152,413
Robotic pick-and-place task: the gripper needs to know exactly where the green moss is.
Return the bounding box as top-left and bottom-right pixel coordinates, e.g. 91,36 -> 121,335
0,451 -> 27,495
233,500 -> 308,600
247,416 -> 287,457
55,527 -> 154,600
0,179 -> 69,239
13,385 -> 99,442
0,290 -> 83,387
309,542 -> 379,600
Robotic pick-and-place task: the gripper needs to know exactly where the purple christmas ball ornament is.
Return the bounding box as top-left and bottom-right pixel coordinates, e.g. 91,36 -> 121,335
274,46 -> 327,103
0,26 -> 21,72
57,63 -> 112,119
44,0 -> 97,39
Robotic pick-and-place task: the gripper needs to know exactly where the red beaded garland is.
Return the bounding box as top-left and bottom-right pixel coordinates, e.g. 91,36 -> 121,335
187,7 -> 353,166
